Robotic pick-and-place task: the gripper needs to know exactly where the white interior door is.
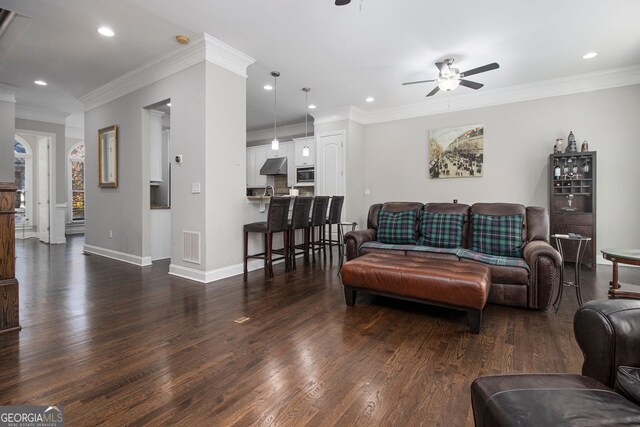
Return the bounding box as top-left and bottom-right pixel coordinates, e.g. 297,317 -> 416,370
37,138 -> 50,243
316,132 -> 345,199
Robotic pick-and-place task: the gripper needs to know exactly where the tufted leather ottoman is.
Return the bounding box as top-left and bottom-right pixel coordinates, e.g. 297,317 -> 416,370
340,253 -> 491,333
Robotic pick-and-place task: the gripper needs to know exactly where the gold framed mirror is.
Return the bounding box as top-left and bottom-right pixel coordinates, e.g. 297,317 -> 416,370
98,125 -> 118,188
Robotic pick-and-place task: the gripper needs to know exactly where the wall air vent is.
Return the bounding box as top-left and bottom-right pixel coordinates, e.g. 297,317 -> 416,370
182,230 -> 201,264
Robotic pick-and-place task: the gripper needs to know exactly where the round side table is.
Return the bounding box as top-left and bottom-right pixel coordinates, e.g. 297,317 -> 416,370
552,234 -> 592,312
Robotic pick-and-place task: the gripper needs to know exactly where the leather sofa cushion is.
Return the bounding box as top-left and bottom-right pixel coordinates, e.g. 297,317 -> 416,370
616,366 -> 640,406
461,259 -> 529,285
472,374 -> 640,427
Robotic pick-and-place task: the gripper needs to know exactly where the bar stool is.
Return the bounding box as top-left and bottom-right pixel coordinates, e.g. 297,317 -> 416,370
243,197 -> 291,278
324,196 -> 344,260
288,196 -> 314,271
309,196 -> 330,261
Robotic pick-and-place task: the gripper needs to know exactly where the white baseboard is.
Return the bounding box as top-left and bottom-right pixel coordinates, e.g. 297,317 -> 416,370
83,244 -> 152,266
169,259 -> 266,283
596,254 -> 639,268
15,230 -> 38,240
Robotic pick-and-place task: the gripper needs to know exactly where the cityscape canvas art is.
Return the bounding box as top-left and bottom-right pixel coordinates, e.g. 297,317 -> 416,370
429,124 -> 484,179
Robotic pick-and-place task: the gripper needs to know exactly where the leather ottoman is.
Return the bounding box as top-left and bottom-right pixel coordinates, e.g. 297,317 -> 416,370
340,253 -> 491,333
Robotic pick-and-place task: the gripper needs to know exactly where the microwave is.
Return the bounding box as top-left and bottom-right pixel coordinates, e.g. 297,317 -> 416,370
296,166 -> 314,183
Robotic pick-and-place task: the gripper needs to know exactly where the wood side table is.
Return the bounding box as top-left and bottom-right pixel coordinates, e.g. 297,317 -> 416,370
602,249 -> 640,299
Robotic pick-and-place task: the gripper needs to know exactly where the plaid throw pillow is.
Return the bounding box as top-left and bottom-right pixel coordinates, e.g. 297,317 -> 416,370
417,212 -> 465,248
377,210 -> 418,244
471,213 -> 524,257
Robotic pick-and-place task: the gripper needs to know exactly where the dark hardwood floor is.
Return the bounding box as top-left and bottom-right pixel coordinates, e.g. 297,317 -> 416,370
2,236 -> 639,426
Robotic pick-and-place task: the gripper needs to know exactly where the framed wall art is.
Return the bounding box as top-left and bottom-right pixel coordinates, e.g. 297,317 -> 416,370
429,124 -> 484,179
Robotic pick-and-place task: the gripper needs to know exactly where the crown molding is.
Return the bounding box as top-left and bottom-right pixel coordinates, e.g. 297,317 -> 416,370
15,104 -> 68,125
360,64 -> 640,125
0,83 -> 20,103
313,106 -> 366,125
203,33 -> 256,78
80,33 -> 255,111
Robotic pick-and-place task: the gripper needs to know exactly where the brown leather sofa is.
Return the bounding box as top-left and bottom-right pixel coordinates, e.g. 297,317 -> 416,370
344,202 -> 561,310
471,299 -> 640,426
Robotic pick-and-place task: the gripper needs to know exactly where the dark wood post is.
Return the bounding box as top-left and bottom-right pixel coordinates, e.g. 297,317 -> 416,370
0,182 -> 21,334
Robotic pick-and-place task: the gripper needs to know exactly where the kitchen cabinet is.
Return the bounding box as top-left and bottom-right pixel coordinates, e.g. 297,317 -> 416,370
294,137 -> 315,167
246,146 -> 267,187
247,143 -> 297,188
267,145 -> 287,159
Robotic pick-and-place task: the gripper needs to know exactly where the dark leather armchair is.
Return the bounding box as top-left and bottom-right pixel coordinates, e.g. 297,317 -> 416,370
471,299 -> 640,426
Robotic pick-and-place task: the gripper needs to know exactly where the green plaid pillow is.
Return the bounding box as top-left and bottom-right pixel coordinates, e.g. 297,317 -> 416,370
471,213 -> 524,257
417,212 -> 465,248
377,210 -> 418,244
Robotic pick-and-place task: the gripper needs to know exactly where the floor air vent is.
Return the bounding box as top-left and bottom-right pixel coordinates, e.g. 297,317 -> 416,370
182,231 -> 201,264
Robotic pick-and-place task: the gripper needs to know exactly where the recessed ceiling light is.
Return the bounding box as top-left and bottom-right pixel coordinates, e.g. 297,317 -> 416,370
583,52 -> 598,59
264,84 -> 273,91
167,103 -> 171,107
308,104 -> 316,109
34,80 -> 47,86
365,96 -> 375,103
97,26 -> 115,37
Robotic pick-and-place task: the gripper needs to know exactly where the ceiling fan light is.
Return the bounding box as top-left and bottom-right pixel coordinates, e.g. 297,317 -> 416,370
271,139 -> 279,150
302,145 -> 310,157
438,78 -> 460,92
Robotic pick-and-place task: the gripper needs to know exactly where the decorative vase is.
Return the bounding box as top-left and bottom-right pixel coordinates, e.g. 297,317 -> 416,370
554,139 -> 564,154
581,140 -> 589,152
566,131 -> 578,153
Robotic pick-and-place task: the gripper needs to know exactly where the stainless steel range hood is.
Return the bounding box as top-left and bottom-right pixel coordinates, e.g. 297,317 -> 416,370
260,157 -> 287,175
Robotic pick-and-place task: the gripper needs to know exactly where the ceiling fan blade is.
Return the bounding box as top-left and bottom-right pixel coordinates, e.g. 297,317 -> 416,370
460,62 -> 499,78
459,79 -> 484,90
335,0 -> 351,5
402,79 -> 437,86
426,86 -> 440,97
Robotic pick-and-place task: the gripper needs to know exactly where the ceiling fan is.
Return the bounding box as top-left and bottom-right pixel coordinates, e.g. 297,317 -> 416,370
402,58 -> 499,97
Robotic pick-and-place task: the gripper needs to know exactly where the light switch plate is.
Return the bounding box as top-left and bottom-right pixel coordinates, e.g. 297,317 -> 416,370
192,183 -> 201,194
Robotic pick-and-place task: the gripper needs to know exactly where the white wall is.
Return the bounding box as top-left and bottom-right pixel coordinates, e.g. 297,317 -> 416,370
85,62 -> 207,263
362,84 -> 640,253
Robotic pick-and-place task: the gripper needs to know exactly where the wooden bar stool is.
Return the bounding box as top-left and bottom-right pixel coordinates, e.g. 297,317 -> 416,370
324,195 -> 344,260
309,196 -> 330,261
288,196 -> 313,270
243,197 -> 291,278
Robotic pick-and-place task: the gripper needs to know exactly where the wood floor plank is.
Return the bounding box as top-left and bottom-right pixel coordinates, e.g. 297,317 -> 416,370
1,236 -> 634,426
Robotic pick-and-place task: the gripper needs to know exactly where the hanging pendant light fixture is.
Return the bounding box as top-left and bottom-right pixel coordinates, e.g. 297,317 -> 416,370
271,71 -> 280,150
302,87 -> 311,157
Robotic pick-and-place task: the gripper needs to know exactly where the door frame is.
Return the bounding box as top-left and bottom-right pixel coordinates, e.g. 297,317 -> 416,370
315,129 -> 347,222
16,129 -> 57,244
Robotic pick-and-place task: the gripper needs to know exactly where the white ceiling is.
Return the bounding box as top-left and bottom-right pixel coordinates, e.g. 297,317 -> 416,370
1,0 -> 639,131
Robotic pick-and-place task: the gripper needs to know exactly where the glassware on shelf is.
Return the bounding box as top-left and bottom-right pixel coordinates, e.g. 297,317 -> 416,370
563,194 -> 576,211
562,159 -> 569,175
582,158 -> 590,174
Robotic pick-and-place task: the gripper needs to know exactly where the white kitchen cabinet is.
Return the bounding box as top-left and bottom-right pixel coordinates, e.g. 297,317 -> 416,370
246,146 -> 268,187
293,137 -> 315,167
149,109 -> 165,182
266,145 -> 287,159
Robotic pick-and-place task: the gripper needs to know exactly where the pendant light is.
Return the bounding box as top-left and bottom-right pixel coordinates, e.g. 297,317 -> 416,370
302,87 -> 311,157
271,71 -> 280,150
